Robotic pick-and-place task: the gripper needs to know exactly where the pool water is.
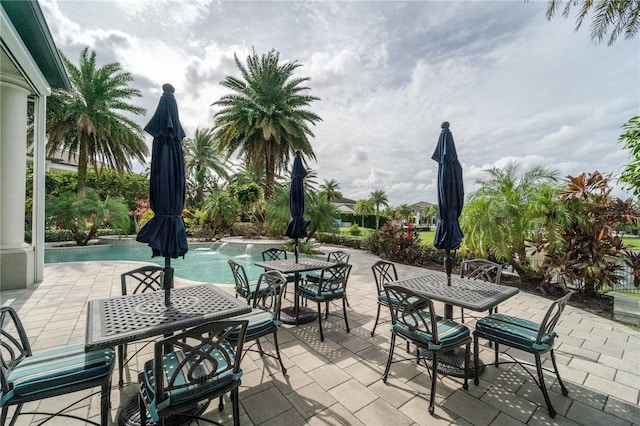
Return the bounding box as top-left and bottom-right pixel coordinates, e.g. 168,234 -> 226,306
45,242 -> 264,284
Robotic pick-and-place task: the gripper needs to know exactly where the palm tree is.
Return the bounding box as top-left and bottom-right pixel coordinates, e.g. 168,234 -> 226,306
397,204 -> 412,224
183,127 -> 230,208
306,196 -> 340,239
546,0 -> 640,45
421,204 -> 437,226
46,47 -> 147,194
354,199 -> 374,227
370,190 -> 389,230
319,179 -> 342,203
461,162 -> 559,282
212,49 -> 322,202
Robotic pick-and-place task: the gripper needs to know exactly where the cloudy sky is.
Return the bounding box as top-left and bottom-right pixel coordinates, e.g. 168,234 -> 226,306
40,0 -> 639,206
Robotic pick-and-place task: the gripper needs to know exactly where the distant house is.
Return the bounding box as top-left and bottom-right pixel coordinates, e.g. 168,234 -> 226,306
408,201 -> 436,226
332,197 -> 356,214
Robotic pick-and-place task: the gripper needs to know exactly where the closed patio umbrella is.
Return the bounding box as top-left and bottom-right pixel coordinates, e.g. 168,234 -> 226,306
432,121 -> 464,318
136,83 -> 188,306
285,151 -> 310,263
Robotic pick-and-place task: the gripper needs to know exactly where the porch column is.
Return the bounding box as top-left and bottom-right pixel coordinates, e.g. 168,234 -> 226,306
0,79 -> 34,289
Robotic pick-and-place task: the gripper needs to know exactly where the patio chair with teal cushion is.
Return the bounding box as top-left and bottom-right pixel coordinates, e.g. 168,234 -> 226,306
305,250 -> 350,284
299,263 -> 352,341
0,306 -> 115,426
227,270 -> 288,374
229,259 -> 269,304
118,265 -> 164,386
460,259 -> 502,323
473,291 -> 573,418
261,248 -> 295,297
305,251 -> 351,307
370,261 -> 429,347
138,318 -> 249,426
382,284 -> 470,415
370,260 -> 399,337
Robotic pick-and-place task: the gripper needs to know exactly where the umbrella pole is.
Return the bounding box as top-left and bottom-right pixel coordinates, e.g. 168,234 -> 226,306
294,238 -> 299,263
164,256 -> 173,307
444,249 -> 453,319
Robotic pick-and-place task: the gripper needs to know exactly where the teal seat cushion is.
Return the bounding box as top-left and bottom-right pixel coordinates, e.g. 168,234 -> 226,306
476,313 -> 555,351
0,344 -> 114,405
299,283 -> 344,301
377,292 -> 428,309
393,312 -> 470,351
237,281 -> 269,301
140,340 -> 241,421
227,308 -> 277,341
305,272 -> 321,282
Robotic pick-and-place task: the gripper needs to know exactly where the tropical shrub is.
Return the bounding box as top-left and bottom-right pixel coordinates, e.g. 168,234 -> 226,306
538,171 -> 639,296
264,187 -> 289,237
46,189 -> 130,245
315,232 -> 369,250
231,222 -> 264,238
372,221 -> 422,265
348,224 -> 361,236
131,198 -> 151,233
461,162 -> 559,283
202,190 -> 240,237
87,169 -> 149,211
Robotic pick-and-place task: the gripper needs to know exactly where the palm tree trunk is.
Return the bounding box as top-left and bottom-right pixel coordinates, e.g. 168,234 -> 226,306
77,140 -> 88,195
264,142 -> 275,202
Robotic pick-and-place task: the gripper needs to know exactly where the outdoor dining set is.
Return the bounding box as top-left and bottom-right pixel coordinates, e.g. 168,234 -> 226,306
0,90 -> 574,425
0,250 -> 573,425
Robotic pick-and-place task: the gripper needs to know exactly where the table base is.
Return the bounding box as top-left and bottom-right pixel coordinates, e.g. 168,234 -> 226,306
280,306 -> 317,325
118,394 -> 209,426
419,347 -> 484,378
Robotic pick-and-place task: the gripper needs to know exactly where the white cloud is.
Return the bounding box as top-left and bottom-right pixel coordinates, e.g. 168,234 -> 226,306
40,0 -> 639,206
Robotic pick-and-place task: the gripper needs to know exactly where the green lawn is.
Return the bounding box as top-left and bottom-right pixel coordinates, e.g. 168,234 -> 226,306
622,235 -> 640,250
340,227 -> 640,250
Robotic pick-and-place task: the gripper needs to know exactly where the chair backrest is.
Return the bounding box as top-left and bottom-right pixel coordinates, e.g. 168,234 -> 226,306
536,291 -> 573,345
121,265 -> 164,295
383,284 -> 438,345
372,260 -> 398,294
316,263 -> 352,295
228,259 -> 250,293
0,307 -> 32,394
152,319 -> 249,406
327,250 -> 350,263
262,248 -> 287,262
460,259 -> 502,285
253,271 -> 287,317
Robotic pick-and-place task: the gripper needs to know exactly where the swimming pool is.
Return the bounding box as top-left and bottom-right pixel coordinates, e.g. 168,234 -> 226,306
45,241 -> 267,284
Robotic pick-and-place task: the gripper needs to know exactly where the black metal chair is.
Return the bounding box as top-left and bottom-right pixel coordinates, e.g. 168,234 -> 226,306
382,284 -> 470,415
473,291 -> 574,418
298,263 -> 352,341
261,248 -> 295,297
460,259 -> 502,323
138,318 -> 249,426
0,306 -> 115,426
118,265 -> 164,386
227,270 -> 288,374
229,258 -> 269,304
371,260 -> 399,337
370,261 -> 429,343
305,250 -> 351,284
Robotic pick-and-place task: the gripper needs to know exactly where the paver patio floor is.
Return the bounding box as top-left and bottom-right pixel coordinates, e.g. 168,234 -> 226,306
1,247 -> 638,425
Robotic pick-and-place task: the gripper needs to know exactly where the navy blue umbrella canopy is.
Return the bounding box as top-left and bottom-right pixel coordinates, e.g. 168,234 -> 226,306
136,84 -> 188,305
432,122 -> 464,252
286,151 -> 310,262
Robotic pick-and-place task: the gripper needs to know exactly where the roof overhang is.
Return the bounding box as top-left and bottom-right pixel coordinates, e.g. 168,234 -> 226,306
1,0 -> 70,90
